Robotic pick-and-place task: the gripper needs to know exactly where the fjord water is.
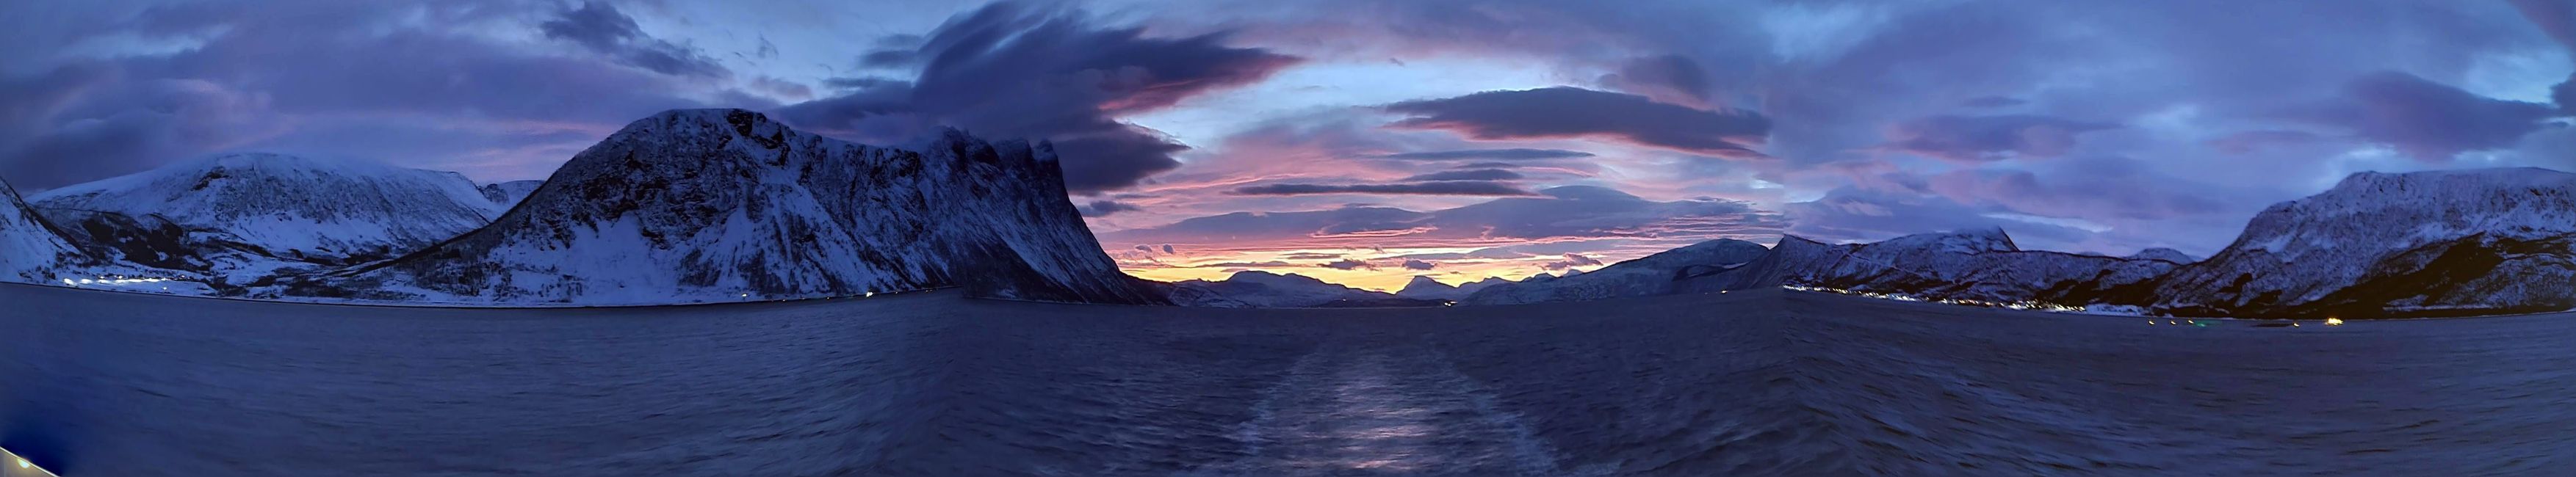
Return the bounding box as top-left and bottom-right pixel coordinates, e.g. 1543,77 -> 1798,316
1,285 -> 2571,476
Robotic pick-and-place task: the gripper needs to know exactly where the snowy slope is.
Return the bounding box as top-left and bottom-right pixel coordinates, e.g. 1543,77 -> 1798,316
305,109 -> 1164,305
1165,271 -> 1440,307
1461,238 -> 1772,305
2126,248 -> 2196,263
2137,167 -> 2576,317
478,180 -> 544,209
0,177 -> 82,283
29,153 -> 502,288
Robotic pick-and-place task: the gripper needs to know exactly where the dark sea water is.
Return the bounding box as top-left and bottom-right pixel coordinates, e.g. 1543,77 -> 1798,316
2,283 -> 2572,476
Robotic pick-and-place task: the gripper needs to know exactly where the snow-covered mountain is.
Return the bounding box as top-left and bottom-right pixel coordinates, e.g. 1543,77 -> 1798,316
29,153 -> 504,288
2132,167 -> 2575,317
478,180 -> 544,209
1,177 -> 82,283
1391,275 -> 1509,301
1747,228 -> 2182,304
1461,238 -> 1772,305
1166,270 -> 1441,307
301,109 -> 1165,305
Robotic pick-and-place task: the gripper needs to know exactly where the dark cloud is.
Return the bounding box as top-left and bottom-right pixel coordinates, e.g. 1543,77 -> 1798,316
779,1 -> 1302,193
1878,114 -> 2118,161
1162,244 -> 1176,254
2290,71 -> 2558,161
1401,259 -> 1436,270
540,1 -> 729,78
821,77 -> 907,91
1227,181 -> 1539,197
747,76 -> 815,101
0,76 -> 287,189
1385,248 -> 1531,261
1399,169 -> 1522,181
1368,148 -> 1596,161
1321,258 -> 1377,270
1384,87 -> 1770,157
1199,261 -> 1294,268
1924,159 -> 2234,221
1540,253 -> 1603,270
2511,0 -> 2576,47
2556,80 -> 2576,115
1079,199 -> 1142,216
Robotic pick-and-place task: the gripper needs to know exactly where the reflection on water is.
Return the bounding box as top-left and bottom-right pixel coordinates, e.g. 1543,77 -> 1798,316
4,284 -> 2575,476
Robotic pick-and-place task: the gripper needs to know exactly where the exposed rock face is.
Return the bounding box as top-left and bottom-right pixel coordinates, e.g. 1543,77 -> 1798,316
305,109 -> 1166,305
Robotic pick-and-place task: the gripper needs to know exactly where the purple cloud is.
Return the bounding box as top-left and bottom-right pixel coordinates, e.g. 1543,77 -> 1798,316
1227,181 -> 1540,197
1401,259 -> 1436,270
1384,87 -> 1770,157
1878,114 -> 2118,162
1597,54 -> 1714,107
1368,148 -> 1596,161
779,1 -> 1302,193
1399,169 -> 1523,181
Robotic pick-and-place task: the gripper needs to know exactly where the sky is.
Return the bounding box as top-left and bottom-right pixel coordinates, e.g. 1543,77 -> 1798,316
2,0 -> 2572,291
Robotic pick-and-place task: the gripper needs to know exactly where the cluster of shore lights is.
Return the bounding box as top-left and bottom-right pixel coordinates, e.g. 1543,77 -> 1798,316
1781,284 -> 2089,313
62,276 -> 187,286
735,291 -> 881,300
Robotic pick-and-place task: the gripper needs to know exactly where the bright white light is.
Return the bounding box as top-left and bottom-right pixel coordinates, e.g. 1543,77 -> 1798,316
18,457 -> 29,467
865,291 -> 875,297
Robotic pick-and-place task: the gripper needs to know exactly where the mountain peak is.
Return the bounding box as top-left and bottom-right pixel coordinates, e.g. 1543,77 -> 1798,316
2126,247 -> 2196,263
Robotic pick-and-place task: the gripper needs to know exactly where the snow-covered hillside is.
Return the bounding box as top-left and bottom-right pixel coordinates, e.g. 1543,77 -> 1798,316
29,153 -> 502,288
1461,238 -> 1771,305
1748,228 -> 2181,305
1,178 -> 82,283
2136,167 -> 2576,317
303,109 -> 1165,305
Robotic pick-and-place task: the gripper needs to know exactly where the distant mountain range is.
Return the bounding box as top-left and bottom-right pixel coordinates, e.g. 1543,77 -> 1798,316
1166,270 -> 1448,307
1428,167 -> 2573,318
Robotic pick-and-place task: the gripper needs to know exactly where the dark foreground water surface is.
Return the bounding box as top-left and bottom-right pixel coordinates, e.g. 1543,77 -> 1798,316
2,283 -> 2572,476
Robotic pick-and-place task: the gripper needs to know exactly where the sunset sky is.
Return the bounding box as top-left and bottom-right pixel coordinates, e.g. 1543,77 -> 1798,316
4,0 -> 2572,291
